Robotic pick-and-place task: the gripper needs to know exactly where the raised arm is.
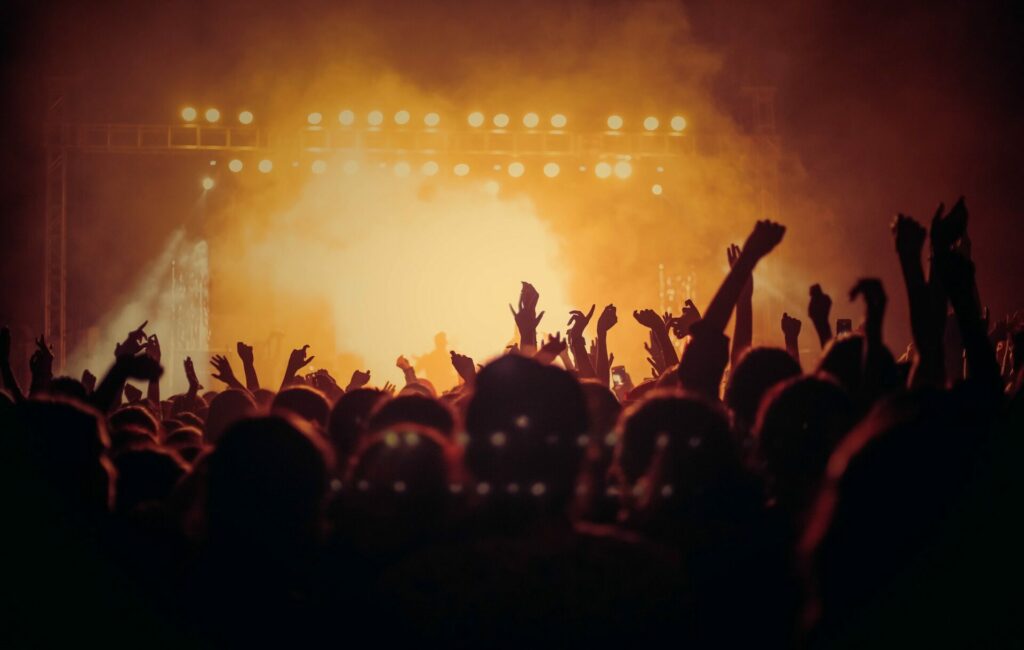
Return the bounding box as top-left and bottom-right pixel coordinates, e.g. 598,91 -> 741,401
396,355 -> 417,386
567,305 -> 597,379
282,345 -> 314,389
727,243 -> 753,366
594,304 -> 618,386
509,281 -> 544,353
892,213 -> 944,388
211,354 -> 245,391
634,308 -> 678,370
781,312 -> 802,367
237,341 -> 260,391
144,334 -> 161,406
28,336 -> 54,396
449,351 -> 477,386
850,278 -> 890,403
807,284 -> 833,349
703,221 -> 786,333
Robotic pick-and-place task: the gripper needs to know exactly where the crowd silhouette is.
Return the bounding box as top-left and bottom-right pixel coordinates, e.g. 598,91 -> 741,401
2,200 -> 1022,648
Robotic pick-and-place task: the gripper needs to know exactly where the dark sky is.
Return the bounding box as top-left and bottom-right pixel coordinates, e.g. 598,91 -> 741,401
1,0 -> 1022,342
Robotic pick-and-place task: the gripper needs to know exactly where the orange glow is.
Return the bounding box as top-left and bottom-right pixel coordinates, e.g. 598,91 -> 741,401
338,110 -> 355,125
258,159 -> 273,173
228,159 -> 243,173
643,116 -> 659,130
467,112 -> 484,127
607,115 -> 623,130
238,110 -> 254,125
550,113 -> 567,128
522,112 -> 539,128
205,108 -> 220,123
670,115 -> 687,131
181,107 -> 197,122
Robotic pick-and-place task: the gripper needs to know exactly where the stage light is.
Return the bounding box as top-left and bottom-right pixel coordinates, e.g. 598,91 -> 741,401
543,162 -> 560,178
454,163 -> 470,176
670,115 -> 687,131
338,110 -> 355,126
493,113 -> 510,128
493,164 -> 503,171
595,162 -> 612,179
394,161 -> 411,177
523,112 -> 539,128
238,110 -> 254,125
656,165 -> 664,173
258,159 -> 273,173
614,161 -> 632,179
205,108 -> 220,123
483,180 -> 500,195
209,160 -> 216,166
394,110 -> 410,125
550,114 -> 567,129
421,160 -> 439,176
201,177 -> 214,190
643,116 -> 659,131
468,112 -> 484,128
182,107 -> 197,122
423,112 -> 440,128
311,160 -> 327,174
228,159 -> 243,173
579,165 -> 587,171
508,161 -> 525,178
308,112 -> 323,126
343,160 -> 359,175
367,110 -> 384,126
651,184 -> 663,195
607,115 -> 623,130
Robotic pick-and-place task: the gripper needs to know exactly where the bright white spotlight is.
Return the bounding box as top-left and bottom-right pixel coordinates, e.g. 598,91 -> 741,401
507,162 -> 525,178
651,183 -> 663,195
343,160 -> 359,175
421,160 -> 439,176
238,110 -> 254,125
394,161 -> 411,177
607,115 -> 623,130
468,112 -> 484,127
424,112 -> 440,127
550,114 -> 567,129
367,110 -> 384,126
454,163 -> 470,176
307,112 -> 323,126
338,110 -> 355,126
228,159 -> 243,173
483,180 -> 500,195
258,159 -> 273,173
311,160 -> 327,174
614,161 -> 632,179
394,110 -> 410,125
543,162 -> 560,178
493,113 -> 510,128
595,162 -> 612,179
205,108 -> 220,123
523,112 -> 539,128
670,115 -> 687,131
201,177 -> 214,190
643,116 -> 659,131
181,107 -> 197,122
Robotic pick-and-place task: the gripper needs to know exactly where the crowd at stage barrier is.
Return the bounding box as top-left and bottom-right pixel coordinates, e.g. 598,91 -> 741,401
3,198 -> 1022,648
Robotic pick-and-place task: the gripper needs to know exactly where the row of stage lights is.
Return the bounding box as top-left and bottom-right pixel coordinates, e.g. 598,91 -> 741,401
180,107 -> 688,132
200,159 -> 667,195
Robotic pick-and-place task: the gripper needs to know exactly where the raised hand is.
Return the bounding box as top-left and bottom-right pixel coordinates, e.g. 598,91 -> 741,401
597,304 -> 618,334
930,197 -> 967,255
781,312 -> 802,339
210,354 -> 243,389
892,213 -> 927,261
808,284 -> 833,348
81,369 -> 96,393
396,355 -> 412,371
144,334 -> 161,362
850,278 -> 887,337
123,383 -> 143,403
670,299 -> 701,338
741,220 -> 787,262
567,304 -> 596,339
346,369 -> 371,391
728,243 -> 754,301
509,281 -> 544,349
184,356 -> 202,394
450,350 -> 477,384
537,332 -> 567,360
28,335 -> 55,395
633,308 -> 664,330
115,320 -> 149,358
236,341 -> 254,365
381,381 -> 396,395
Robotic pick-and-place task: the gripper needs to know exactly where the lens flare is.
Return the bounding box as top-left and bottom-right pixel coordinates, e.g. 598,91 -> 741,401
651,183 -> 663,195
201,177 -> 214,190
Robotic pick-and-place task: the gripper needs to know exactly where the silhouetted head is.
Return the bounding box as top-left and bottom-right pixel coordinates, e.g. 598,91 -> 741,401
465,354 -> 588,513
5,397 -> 114,517
109,404 -> 160,438
205,415 -> 331,552
113,445 -> 188,514
725,347 -> 802,431
109,424 -> 158,455
327,388 -> 388,471
165,425 -> 205,463
368,393 -> 456,439
344,424 -> 460,549
204,389 -> 256,444
400,379 -> 437,398
816,335 -> 864,396
252,388 -> 275,409
272,385 -> 330,429
46,376 -> 89,402
754,375 -> 855,519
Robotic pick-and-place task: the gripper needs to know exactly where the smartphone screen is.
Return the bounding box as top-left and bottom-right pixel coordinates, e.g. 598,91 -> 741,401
836,318 -> 853,334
